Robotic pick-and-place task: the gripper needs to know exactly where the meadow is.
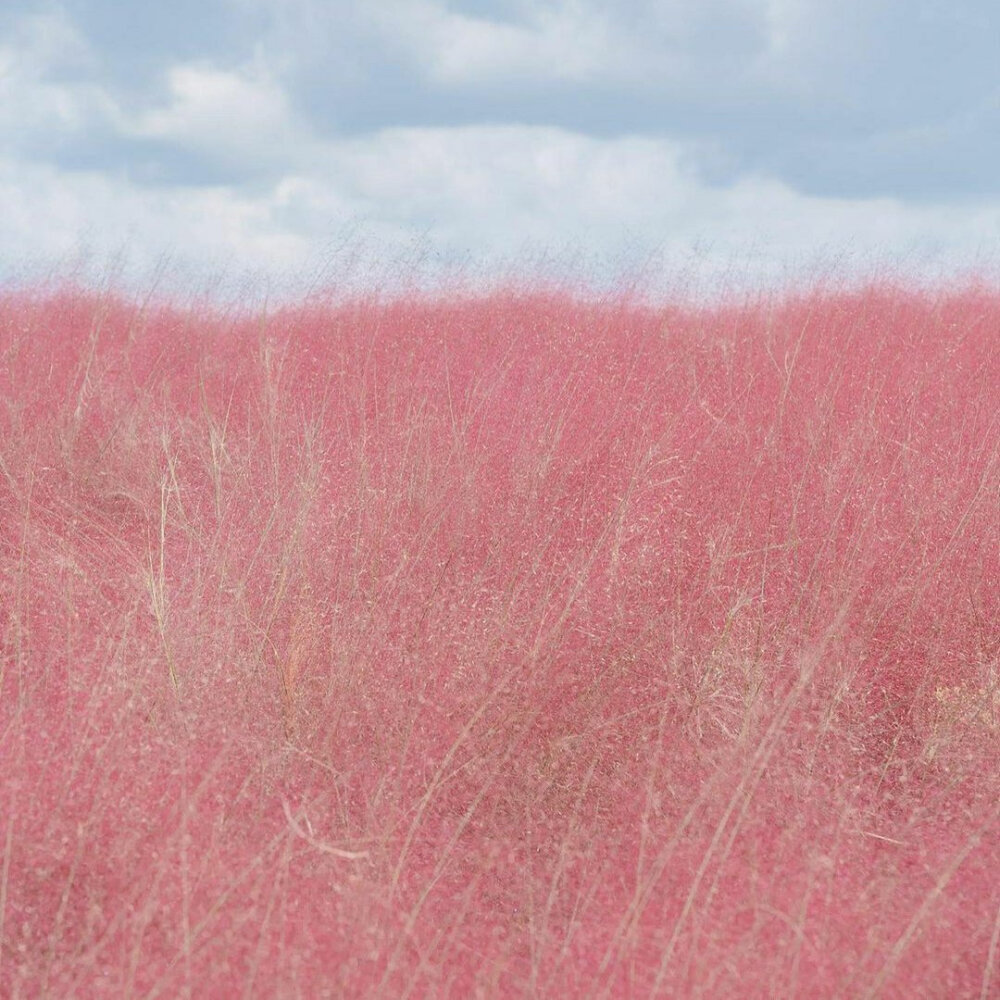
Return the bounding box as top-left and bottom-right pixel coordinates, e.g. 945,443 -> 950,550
0,280 -> 997,998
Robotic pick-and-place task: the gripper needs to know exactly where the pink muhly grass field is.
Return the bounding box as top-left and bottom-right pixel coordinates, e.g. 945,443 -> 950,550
0,280 -> 997,998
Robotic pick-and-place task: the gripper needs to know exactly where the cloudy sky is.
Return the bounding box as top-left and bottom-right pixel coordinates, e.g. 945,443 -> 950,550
2,0 -> 999,298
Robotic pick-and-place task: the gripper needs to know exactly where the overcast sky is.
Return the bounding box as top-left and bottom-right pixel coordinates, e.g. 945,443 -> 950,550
3,0 -> 999,299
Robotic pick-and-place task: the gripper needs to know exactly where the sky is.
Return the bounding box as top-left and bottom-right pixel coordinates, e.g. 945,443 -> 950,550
2,0 -> 1000,300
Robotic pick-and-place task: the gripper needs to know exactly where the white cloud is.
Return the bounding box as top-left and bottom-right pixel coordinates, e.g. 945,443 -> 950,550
0,7 -> 117,151
367,0 -> 624,85
1,5 -> 93,72
128,62 -> 304,170
312,127 -> 691,240
0,155 -> 311,293
0,5 -> 306,174
4,118 -> 1000,298
362,0 -> 795,94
